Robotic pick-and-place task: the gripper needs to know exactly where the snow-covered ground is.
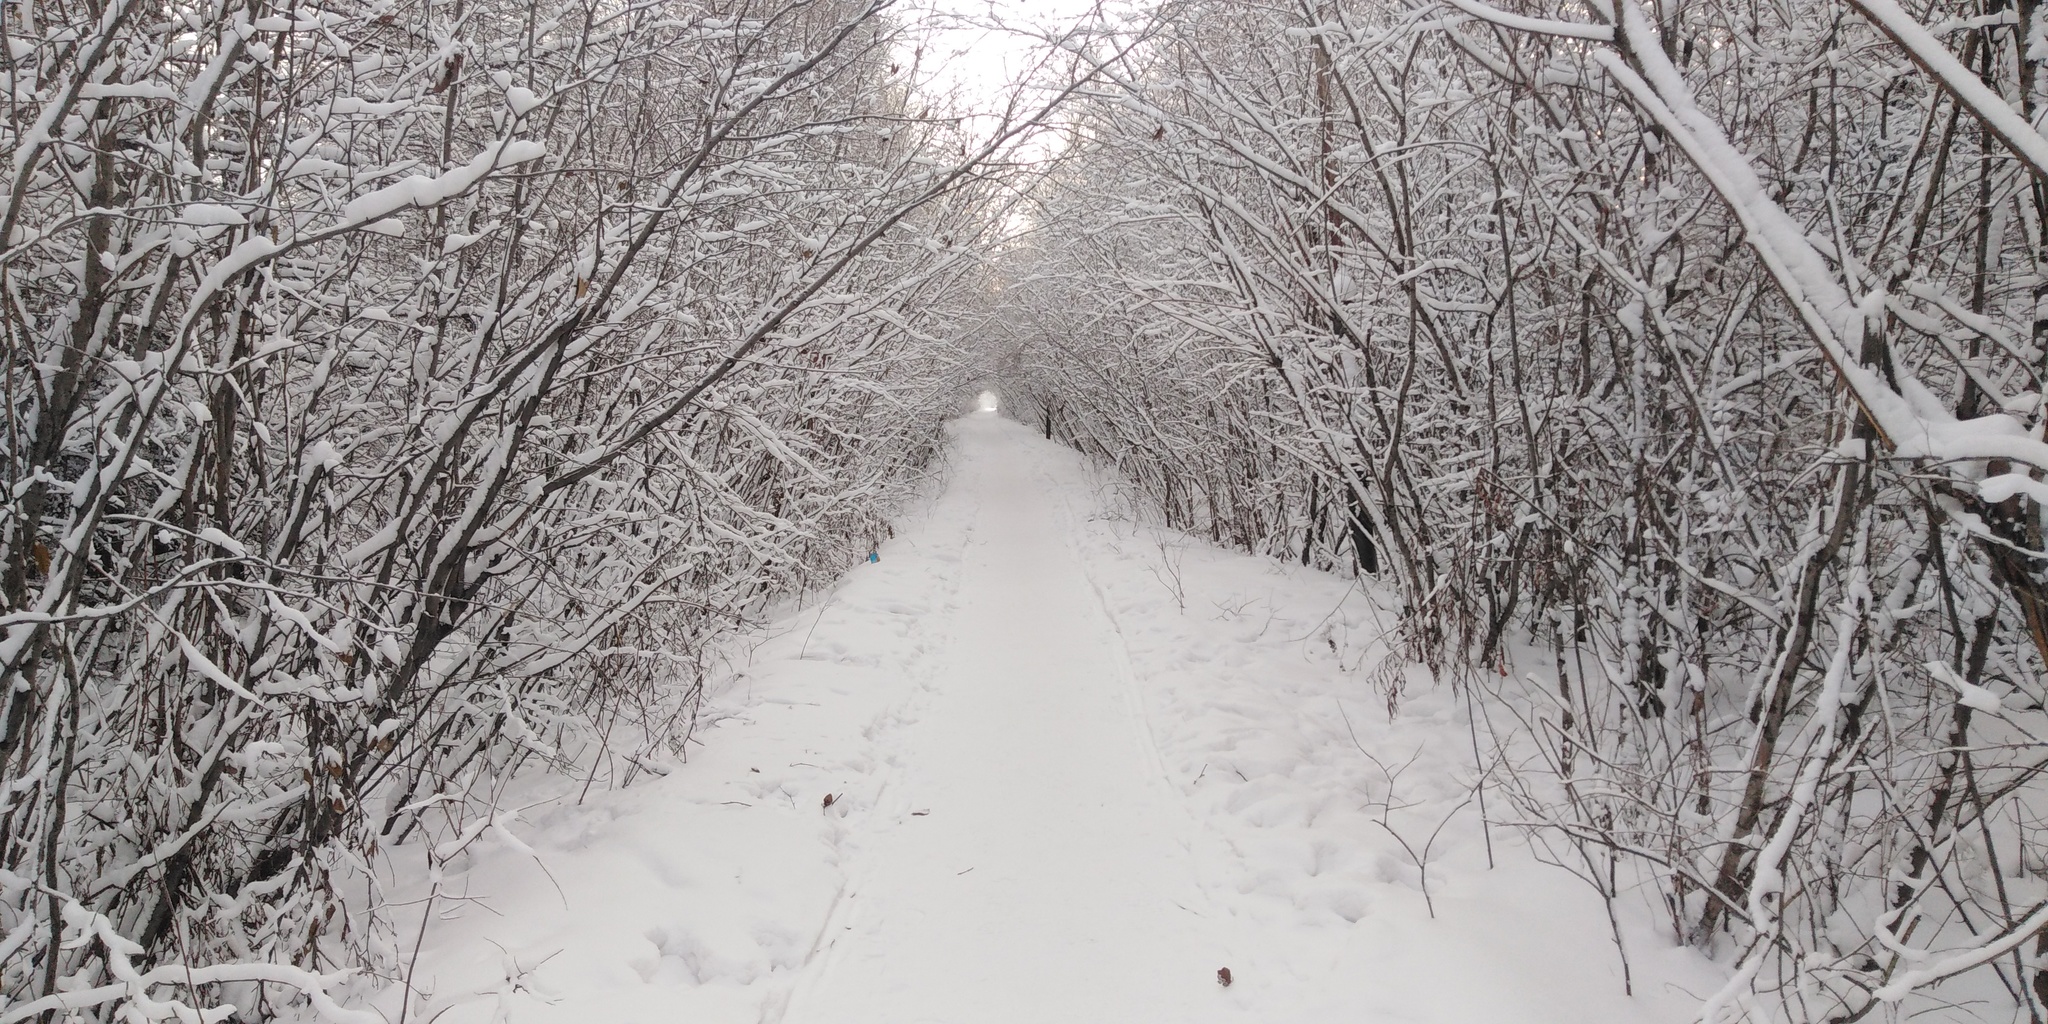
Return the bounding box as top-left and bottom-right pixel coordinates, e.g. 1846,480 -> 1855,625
385,412 -> 1724,1023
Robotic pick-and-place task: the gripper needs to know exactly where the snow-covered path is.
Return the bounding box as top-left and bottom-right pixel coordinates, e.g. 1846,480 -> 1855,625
389,413 -> 1719,1024
782,416 -> 1223,1022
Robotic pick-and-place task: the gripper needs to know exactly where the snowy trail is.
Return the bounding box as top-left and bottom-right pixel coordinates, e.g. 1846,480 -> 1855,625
781,416 -> 1225,1022
389,412 -> 1721,1024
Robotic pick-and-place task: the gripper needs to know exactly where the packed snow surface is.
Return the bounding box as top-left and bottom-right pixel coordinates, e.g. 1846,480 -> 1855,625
390,413 -> 1720,1023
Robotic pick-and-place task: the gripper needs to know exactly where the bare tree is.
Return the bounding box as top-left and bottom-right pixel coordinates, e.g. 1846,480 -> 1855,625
995,1 -> 2048,1020
0,0 -> 1073,1018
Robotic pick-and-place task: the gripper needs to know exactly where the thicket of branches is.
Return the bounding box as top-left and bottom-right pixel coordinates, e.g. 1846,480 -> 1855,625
997,0 -> 2048,1019
0,0 -> 1057,1018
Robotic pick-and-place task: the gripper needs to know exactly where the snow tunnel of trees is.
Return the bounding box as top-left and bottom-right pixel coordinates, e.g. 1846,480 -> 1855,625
9,0 -> 2048,1020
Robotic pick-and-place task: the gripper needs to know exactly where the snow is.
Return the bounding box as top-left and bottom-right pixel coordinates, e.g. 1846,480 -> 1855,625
383,414 -> 1722,1024
177,638 -> 272,708
0,954 -> 375,1024
195,527 -> 245,556
1924,660 -> 2004,714
1874,898 -> 2048,1001
1849,0 -> 2048,177
186,236 -> 281,311
174,203 -> 245,226
1571,0 -> 2048,493
505,87 -> 543,116
337,140 -> 546,226
1441,0 -> 1614,39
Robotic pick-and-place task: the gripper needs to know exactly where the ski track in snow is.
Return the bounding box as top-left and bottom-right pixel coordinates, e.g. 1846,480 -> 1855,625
387,414 -> 1722,1024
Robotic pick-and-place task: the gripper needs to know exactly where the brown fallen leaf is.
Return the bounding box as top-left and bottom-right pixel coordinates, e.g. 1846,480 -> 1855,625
1216,967 -> 1232,987
821,793 -> 837,811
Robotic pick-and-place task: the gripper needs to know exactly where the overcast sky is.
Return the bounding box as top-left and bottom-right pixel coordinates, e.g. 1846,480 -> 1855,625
911,0 -> 1110,107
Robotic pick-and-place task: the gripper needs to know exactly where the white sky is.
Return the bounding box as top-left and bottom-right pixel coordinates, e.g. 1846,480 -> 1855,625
908,0 -> 1111,109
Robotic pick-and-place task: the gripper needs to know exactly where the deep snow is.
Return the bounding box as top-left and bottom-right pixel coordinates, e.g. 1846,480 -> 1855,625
385,412 -> 1723,1023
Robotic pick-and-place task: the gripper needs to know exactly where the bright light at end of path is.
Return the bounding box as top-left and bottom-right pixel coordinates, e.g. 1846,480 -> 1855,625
977,391 -> 1000,413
